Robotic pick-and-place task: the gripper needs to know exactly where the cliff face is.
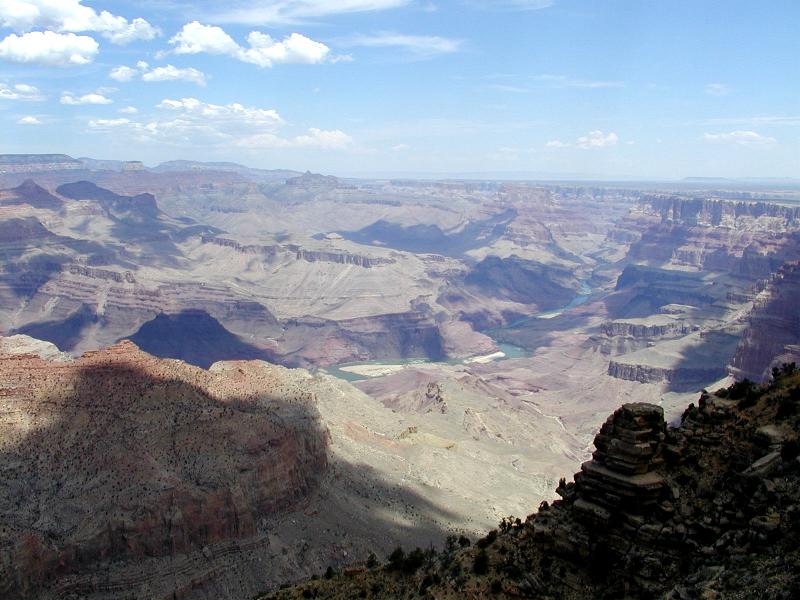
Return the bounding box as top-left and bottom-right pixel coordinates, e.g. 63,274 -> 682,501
0,154 -> 83,174
0,340 -> 329,599
640,195 -> 800,229
622,196 -> 800,277
199,236 -> 395,268
267,370 -> 800,599
730,260 -> 800,381
606,360 -> 726,385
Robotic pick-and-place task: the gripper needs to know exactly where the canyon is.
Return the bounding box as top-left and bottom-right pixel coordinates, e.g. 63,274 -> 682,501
1,154 -> 800,598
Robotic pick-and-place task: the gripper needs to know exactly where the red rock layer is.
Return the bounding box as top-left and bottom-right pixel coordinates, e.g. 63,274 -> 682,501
0,341 -> 328,599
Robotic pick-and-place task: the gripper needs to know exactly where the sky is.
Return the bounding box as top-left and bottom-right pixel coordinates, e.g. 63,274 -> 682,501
0,0 -> 798,179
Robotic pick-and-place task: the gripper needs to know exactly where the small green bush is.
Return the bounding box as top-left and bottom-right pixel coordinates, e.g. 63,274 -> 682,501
473,550 -> 490,575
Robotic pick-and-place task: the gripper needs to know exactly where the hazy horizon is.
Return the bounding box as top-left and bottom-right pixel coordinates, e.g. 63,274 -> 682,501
1,1 -> 798,179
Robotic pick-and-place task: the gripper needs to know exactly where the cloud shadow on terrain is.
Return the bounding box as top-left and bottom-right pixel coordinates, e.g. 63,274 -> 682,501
13,303 -> 98,351
125,309 -> 278,368
0,352 -> 457,600
339,208 -> 517,258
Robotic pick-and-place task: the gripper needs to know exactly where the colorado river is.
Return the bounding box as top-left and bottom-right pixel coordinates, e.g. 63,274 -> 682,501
322,281 -> 594,382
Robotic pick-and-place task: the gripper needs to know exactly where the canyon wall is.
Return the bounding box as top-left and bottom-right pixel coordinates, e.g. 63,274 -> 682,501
730,260 -> 800,381
0,340 -> 329,599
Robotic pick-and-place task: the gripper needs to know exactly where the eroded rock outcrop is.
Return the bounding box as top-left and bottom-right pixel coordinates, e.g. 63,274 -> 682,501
267,370 -> 800,599
730,260 -> 800,381
607,360 -> 726,385
0,340 -> 329,599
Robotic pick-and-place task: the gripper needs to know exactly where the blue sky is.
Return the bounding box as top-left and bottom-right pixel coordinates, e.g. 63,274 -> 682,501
1,0 -> 798,178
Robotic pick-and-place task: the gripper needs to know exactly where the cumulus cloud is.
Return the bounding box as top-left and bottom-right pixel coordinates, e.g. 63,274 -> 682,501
545,139 -> 569,148
703,130 -> 776,146
119,105 -> 138,114
17,115 -> 42,125
211,0 -> 410,25
0,82 -> 44,100
61,91 -> 112,105
109,65 -> 138,82
142,65 -> 207,85
87,96 -> 352,150
577,130 -> 619,149
87,117 -> 130,128
0,31 -> 98,66
169,21 -> 330,67
111,62 -> 208,85
343,32 -> 462,58
0,0 -> 158,44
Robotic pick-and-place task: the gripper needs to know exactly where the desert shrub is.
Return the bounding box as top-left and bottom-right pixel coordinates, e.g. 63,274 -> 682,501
387,546 -> 405,570
403,548 -> 426,575
777,394 -> 798,419
476,530 -> 497,549
473,550 -> 490,575
782,439 -> 800,461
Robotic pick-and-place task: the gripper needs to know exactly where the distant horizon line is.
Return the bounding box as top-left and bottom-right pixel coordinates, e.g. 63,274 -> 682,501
1,153 -> 798,185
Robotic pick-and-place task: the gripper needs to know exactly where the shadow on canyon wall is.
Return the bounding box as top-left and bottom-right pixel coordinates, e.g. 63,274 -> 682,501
0,356 -> 457,600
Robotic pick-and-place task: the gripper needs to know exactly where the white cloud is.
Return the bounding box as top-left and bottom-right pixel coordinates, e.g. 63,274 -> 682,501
240,31 -> 330,66
170,22 -> 240,55
344,32 -> 462,58
110,62 -> 208,86
293,127 -> 353,148
61,91 -> 112,105
703,130 -> 776,146
211,0 -> 410,25
170,22 -> 330,67
109,65 -> 138,82
705,83 -> 730,96
576,130 -> 619,149
88,117 -> 130,128
0,31 -> 98,66
392,143 -> 411,151
0,0 -> 158,45
545,131 -> 621,150
0,82 -> 44,100
119,105 -> 138,114
17,115 -> 42,125
142,65 -> 207,85
86,96 -> 352,150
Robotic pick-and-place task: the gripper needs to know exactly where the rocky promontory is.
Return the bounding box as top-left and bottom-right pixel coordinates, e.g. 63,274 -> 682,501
266,367 -> 800,598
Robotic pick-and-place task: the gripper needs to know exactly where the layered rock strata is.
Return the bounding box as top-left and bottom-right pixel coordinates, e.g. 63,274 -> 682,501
0,340 -> 329,599
730,260 -> 800,381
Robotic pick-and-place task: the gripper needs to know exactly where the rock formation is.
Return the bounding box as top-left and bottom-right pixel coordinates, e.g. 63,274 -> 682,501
0,154 -> 82,174
0,339 -> 328,599
266,368 -> 800,598
730,260 -> 800,381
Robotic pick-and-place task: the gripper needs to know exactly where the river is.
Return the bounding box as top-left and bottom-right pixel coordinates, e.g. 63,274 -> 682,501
322,281 -> 594,382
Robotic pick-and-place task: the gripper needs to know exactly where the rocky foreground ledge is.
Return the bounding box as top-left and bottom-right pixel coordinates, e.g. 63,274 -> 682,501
266,367 -> 800,599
